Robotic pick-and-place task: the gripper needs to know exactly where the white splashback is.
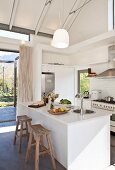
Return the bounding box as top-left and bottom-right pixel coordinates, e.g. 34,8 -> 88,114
90,78 -> 115,99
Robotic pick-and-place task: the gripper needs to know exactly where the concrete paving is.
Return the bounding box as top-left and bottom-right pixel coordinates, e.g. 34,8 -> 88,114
0,129 -> 115,169
0,106 -> 16,127
0,131 -> 66,170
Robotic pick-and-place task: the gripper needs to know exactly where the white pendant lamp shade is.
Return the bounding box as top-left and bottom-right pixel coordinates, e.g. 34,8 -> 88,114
51,29 -> 69,48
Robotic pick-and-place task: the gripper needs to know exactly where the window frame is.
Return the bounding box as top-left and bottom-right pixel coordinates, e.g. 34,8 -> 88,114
78,69 -> 89,94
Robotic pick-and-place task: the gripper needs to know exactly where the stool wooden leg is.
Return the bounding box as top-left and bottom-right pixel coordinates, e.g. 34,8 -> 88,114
18,121 -> 23,153
25,130 -> 33,162
13,120 -> 19,145
26,121 -> 29,141
35,135 -> 40,170
46,134 -> 56,169
40,134 -> 44,146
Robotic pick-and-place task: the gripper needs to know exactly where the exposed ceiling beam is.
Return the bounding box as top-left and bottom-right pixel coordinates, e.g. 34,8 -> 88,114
9,0 -> 19,30
35,0 -> 53,35
0,23 -> 53,38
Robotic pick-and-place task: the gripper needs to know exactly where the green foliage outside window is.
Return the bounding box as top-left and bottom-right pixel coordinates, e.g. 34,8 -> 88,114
0,63 -> 14,107
80,72 -> 89,95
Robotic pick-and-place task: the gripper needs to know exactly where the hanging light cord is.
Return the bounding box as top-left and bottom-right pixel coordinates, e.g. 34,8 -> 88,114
69,0 -> 92,15
62,0 -> 78,28
67,0 -> 92,31
35,0 -> 52,31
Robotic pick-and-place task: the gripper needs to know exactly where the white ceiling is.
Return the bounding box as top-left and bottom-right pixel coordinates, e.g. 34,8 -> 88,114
0,0 -> 108,44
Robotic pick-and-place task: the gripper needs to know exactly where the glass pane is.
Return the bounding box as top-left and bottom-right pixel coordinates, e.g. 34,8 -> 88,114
0,30 -> 29,41
108,0 -> 114,31
80,72 -> 89,95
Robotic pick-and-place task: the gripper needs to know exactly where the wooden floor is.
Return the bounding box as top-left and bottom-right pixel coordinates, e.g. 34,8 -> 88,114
0,131 -> 66,170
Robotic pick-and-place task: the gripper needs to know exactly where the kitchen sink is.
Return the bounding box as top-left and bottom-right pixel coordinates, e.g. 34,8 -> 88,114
73,109 -> 95,114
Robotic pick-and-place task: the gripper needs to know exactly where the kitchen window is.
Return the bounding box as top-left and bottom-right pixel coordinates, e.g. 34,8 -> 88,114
78,69 -> 89,95
108,0 -> 114,30
0,30 -> 29,41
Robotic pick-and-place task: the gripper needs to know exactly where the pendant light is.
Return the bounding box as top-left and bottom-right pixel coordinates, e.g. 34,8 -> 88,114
51,0 -> 69,48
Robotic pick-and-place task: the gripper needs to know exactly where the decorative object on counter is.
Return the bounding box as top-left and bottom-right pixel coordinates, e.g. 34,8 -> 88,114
50,99 -> 54,110
59,99 -> 71,104
47,92 -> 59,101
48,107 -> 69,115
43,93 -> 47,105
87,68 -> 97,77
83,91 -> 89,98
47,92 -> 59,110
28,101 -> 45,108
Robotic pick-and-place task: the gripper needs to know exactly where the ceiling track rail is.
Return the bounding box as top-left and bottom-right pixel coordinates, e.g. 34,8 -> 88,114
35,0 -> 53,35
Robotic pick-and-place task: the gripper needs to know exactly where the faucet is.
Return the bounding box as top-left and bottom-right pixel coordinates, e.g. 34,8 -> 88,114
75,93 -> 84,116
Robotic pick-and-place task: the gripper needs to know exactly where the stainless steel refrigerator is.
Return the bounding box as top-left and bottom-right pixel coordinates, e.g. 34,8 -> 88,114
41,72 -> 55,95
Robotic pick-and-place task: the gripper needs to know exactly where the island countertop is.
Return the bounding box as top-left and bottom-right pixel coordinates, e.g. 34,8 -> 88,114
18,102 -> 111,170
19,102 -> 112,125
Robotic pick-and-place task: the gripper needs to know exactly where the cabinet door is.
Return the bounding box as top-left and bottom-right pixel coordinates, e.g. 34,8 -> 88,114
55,66 -> 75,104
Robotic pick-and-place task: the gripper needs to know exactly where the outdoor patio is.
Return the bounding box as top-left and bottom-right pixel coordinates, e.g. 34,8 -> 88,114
0,106 -> 16,127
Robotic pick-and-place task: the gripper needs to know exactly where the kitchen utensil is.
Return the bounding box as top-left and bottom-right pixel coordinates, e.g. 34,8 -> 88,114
91,90 -> 102,100
105,96 -> 114,102
83,91 -> 89,98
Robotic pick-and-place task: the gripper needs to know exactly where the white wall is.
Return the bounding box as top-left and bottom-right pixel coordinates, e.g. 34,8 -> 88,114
69,0 -> 108,44
70,46 -> 109,66
32,44 -> 42,101
0,36 -> 20,51
43,51 -> 71,65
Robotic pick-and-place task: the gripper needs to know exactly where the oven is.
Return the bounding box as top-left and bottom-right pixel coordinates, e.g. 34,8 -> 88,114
91,100 -> 115,132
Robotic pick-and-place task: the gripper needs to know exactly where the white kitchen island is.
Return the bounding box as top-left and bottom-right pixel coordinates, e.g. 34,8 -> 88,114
18,103 -> 111,170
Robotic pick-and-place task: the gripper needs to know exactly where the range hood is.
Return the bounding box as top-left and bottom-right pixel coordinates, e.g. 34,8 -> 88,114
97,45 -> 115,79
97,68 -> 115,78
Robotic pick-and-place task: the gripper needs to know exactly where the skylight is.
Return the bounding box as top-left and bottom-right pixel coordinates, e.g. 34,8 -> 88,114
0,30 -> 29,41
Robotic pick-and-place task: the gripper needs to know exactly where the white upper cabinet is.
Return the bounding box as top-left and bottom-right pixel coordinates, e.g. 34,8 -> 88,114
42,64 -> 55,73
55,66 -> 75,105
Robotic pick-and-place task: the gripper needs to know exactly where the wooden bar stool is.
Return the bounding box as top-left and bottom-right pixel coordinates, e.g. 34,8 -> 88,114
13,115 -> 32,153
25,124 -> 56,170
